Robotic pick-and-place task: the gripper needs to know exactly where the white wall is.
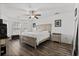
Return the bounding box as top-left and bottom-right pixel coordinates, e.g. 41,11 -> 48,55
32,11 -> 75,44
34,8 -> 75,44
0,4 -> 1,18
35,12 -> 74,44
0,4 -> 33,37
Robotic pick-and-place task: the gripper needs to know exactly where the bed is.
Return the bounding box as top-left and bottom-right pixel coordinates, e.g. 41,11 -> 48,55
20,24 -> 51,49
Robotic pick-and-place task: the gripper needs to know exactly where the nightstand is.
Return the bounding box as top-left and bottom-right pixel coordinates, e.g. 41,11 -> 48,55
51,33 -> 61,43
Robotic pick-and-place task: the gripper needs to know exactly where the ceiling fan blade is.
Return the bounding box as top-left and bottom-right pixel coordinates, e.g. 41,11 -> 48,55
35,16 -> 39,19
35,14 -> 41,16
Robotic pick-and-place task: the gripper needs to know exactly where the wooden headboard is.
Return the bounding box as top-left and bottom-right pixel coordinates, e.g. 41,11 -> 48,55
36,24 -> 51,32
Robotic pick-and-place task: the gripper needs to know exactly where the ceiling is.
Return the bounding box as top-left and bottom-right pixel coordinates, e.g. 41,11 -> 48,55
4,3 -> 75,11
0,3 -> 75,20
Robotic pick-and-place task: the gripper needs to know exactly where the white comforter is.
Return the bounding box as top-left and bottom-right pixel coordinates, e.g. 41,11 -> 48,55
21,31 -> 50,45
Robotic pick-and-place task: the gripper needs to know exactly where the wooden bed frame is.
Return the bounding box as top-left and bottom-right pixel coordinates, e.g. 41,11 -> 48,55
20,24 -> 51,49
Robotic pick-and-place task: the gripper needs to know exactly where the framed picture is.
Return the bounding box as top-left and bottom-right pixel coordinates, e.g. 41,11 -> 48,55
55,19 -> 61,27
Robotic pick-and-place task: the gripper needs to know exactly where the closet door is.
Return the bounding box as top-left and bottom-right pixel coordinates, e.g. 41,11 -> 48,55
74,25 -> 78,56
73,5 -> 79,56
72,6 -> 78,56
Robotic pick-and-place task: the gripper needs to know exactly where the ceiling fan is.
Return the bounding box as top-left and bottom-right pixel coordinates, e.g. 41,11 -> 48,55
25,10 -> 41,19
17,4 -> 41,19
16,10 -> 41,19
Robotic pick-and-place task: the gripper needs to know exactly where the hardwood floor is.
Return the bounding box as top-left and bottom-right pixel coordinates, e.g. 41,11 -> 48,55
6,39 -> 72,56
